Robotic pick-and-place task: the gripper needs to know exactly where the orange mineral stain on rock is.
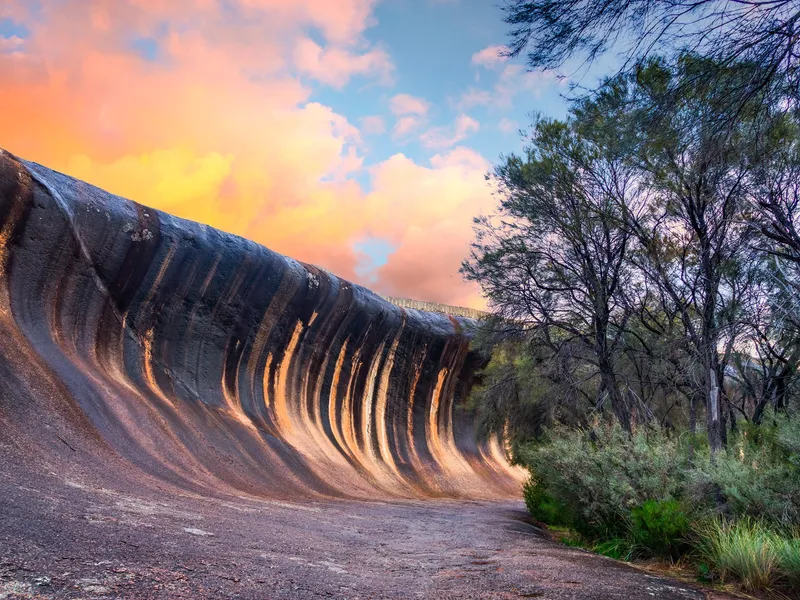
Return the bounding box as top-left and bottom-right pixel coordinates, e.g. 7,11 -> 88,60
0,150 -> 524,502
274,319 -> 304,436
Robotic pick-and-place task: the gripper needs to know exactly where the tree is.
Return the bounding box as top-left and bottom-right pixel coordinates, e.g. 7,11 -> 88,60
585,57 -> 767,450
729,257 -> 800,423
503,0 -> 800,102
462,115 -> 643,430
751,112 -> 800,265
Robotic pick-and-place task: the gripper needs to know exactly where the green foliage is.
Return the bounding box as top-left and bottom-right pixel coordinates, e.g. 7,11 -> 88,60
519,419 -> 800,595
777,535 -> 800,589
467,336 -> 594,453
689,412 -> 800,526
476,9 -> 800,596
629,499 -> 690,559
592,538 -> 634,561
696,518 -> 782,592
523,476 -> 572,527
519,422 -> 689,540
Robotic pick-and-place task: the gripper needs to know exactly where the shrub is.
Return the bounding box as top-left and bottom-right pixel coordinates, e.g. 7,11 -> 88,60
519,421 -> 689,540
629,499 -> 691,559
523,476 -> 572,526
690,412 -> 800,527
696,518 -> 781,592
518,415 -> 800,597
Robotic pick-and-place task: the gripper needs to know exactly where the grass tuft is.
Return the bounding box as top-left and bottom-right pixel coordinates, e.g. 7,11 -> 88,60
777,533 -> 800,588
696,518 -> 781,592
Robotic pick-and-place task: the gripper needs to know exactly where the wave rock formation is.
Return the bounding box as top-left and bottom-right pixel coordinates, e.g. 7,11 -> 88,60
0,149 -> 523,501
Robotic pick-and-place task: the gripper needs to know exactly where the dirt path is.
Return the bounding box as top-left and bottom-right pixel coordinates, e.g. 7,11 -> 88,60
0,471 -> 738,600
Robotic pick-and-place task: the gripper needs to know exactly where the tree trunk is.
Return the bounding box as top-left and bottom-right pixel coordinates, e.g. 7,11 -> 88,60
707,365 -> 723,453
688,393 -> 697,462
599,357 -> 631,432
752,379 -> 772,424
775,373 -> 787,412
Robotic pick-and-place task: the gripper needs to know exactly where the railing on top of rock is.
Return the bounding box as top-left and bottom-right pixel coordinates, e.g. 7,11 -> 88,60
380,296 -> 489,320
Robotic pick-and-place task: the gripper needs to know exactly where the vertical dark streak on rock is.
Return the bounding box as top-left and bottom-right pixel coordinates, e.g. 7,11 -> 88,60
0,150 -> 523,500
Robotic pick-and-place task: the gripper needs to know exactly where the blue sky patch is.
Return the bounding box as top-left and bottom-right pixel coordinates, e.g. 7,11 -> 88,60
0,18 -> 30,39
131,36 -> 159,62
354,236 -> 396,281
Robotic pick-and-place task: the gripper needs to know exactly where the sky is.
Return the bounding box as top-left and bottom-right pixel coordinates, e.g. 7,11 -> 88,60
0,0 -> 602,309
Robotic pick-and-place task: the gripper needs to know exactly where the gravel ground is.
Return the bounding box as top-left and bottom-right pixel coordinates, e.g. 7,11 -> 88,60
0,469 -> 739,600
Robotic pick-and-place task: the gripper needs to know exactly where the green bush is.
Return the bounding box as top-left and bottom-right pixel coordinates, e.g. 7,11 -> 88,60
696,518 -> 781,592
629,499 -> 691,559
519,415 -> 800,596
690,413 -> 800,526
519,421 -> 689,540
523,476 -> 572,526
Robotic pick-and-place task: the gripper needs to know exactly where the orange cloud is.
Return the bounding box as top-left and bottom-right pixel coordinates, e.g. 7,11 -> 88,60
366,147 -> 493,309
0,0 -> 491,309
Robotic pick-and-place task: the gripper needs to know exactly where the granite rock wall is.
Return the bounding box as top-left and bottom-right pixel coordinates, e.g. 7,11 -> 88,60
0,149 -> 523,500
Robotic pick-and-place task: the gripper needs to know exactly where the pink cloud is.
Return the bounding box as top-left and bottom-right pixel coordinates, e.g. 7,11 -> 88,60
459,64 -> 561,109
0,35 -> 25,54
0,0 -> 494,308
237,0 -> 377,45
293,37 -> 394,88
389,93 -> 430,116
364,147 -> 493,308
420,115 -> 479,149
497,117 -> 518,134
360,115 -> 386,135
471,44 -> 509,69
389,93 -> 430,140
392,115 -> 424,139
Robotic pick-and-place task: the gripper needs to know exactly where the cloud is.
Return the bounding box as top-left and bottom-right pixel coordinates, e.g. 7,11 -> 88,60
0,0 -> 492,309
293,36 -> 394,88
471,44 -> 508,69
366,147 -> 492,308
497,117 -> 518,134
389,93 -> 430,116
0,35 -> 24,55
459,64 -> 561,109
392,115 -> 424,139
389,93 -> 430,140
420,115 -> 479,149
353,236 -> 396,282
360,115 -> 386,135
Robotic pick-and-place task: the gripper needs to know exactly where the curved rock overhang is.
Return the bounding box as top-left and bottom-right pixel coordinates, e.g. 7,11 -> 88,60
0,149 -> 524,501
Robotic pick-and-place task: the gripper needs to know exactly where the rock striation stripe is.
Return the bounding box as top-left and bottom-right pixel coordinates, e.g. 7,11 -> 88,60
0,149 -> 523,500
